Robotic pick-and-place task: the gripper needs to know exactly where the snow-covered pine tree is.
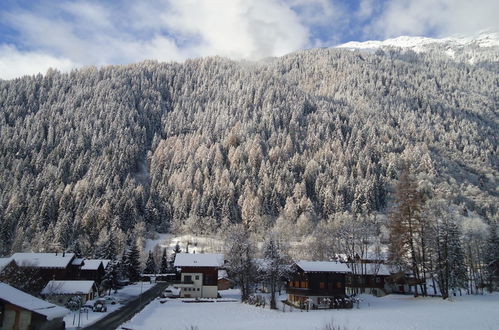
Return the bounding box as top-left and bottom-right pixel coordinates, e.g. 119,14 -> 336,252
160,248 -> 169,274
143,251 -> 157,274
100,261 -> 120,295
170,242 -> 181,269
126,242 -> 141,282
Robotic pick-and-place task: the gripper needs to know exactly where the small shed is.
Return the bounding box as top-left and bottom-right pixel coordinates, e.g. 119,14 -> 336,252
41,280 -> 97,307
217,270 -> 234,290
0,282 -> 69,330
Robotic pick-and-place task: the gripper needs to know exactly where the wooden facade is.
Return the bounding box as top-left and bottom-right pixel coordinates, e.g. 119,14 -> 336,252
286,262 -> 352,309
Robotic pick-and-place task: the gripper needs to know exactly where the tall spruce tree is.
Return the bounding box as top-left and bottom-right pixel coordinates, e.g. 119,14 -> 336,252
160,248 -> 169,274
143,251 -> 157,274
126,242 -> 141,282
260,235 -> 291,309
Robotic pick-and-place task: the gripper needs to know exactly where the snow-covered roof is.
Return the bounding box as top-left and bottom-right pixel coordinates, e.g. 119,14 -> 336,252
0,258 -> 14,272
71,258 -> 84,266
174,253 -> 224,268
81,259 -> 110,270
41,280 -> 96,295
0,282 -> 69,320
295,261 -> 352,273
11,252 -> 75,269
218,269 -> 229,279
349,263 -> 391,276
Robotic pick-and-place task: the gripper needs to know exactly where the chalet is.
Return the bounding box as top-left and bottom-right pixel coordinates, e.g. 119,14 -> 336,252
287,261 -> 352,309
80,259 -> 110,284
10,252 -> 76,283
346,263 -> 392,296
0,258 -> 18,281
41,280 -> 97,306
0,282 -> 69,330
173,253 -> 224,298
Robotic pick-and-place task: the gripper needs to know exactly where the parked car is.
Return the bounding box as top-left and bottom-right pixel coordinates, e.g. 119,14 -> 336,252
93,300 -> 107,312
161,286 -> 180,298
102,296 -> 118,305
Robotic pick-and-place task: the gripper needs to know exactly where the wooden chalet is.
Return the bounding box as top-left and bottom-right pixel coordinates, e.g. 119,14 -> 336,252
0,258 -> 18,282
80,259 -> 110,284
10,252 -> 76,283
287,261 -> 352,309
0,282 -> 69,330
346,263 -> 392,296
173,253 -> 224,298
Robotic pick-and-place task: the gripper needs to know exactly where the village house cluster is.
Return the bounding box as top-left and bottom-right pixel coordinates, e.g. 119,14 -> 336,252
0,249 -> 415,329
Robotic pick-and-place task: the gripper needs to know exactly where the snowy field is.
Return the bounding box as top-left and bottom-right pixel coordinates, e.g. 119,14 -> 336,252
120,290 -> 499,330
65,282 -> 155,329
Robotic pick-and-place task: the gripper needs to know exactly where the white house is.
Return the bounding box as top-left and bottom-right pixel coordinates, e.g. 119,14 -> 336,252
173,253 -> 224,298
41,280 -> 97,306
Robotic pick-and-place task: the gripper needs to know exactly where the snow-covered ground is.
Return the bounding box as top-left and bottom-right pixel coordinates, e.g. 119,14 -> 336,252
65,282 -> 155,329
145,233 -> 225,254
120,290 -> 499,330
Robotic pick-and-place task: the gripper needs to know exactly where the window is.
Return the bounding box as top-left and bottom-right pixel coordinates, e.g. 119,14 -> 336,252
184,275 -> 192,282
328,282 -> 334,290
319,282 -> 325,289
197,288 -> 200,291
289,281 -> 293,287
195,275 -> 200,280
300,281 -> 307,288
295,281 -> 299,288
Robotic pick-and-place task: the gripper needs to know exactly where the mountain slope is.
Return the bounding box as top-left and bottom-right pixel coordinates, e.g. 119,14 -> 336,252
337,31 -> 499,63
0,40 -> 497,255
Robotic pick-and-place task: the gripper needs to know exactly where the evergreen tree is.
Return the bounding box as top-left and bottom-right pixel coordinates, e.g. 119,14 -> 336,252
160,248 -> 169,274
126,242 -> 141,282
170,242 -> 181,269
143,250 -> 157,274
100,261 -> 120,295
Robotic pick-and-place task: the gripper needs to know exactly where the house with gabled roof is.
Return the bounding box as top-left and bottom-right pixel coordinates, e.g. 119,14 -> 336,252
173,253 -> 224,298
10,252 -> 76,284
41,280 -> 97,306
80,259 -> 110,284
287,261 -> 352,309
0,282 -> 69,330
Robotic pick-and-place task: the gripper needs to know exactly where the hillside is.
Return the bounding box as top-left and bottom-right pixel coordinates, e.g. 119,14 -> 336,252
0,42 -> 497,256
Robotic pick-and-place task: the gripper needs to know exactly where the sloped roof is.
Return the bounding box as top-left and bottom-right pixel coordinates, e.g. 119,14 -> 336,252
295,261 -> 352,273
71,258 -> 84,266
349,263 -> 392,276
0,282 -> 69,320
11,252 -> 75,269
41,280 -> 95,295
174,253 -> 224,268
0,258 -> 15,272
80,259 -> 108,270
218,269 -> 229,279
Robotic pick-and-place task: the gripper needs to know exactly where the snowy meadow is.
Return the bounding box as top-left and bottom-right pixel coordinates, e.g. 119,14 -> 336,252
120,290 -> 499,330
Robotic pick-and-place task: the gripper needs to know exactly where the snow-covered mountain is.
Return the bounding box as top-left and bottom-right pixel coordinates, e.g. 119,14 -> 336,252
336,31 -> 499,63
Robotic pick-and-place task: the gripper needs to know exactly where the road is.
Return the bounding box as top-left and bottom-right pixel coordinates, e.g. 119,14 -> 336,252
83,282 -> 169,330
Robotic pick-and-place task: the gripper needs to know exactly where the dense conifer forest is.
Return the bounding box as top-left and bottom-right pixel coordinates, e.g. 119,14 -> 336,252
0,47 -> 497,261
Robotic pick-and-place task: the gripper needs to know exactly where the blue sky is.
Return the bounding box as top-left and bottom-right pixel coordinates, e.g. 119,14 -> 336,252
0,0 -> 497,79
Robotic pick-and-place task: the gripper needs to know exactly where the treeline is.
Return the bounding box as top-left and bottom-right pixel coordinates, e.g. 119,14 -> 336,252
0,48 -> 497,259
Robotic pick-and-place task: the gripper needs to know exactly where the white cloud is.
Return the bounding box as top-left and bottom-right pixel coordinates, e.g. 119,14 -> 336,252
0,45 -> 76,80
160,0 -> 309,59
369,0 -> 499,38
1,0 -> 497,79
